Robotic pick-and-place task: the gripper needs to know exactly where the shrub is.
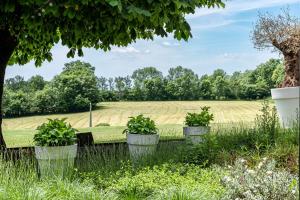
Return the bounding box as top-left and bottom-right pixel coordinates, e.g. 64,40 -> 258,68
221,158 -> 299,200
34,118 -> 77,146
185,106 -> 214,127
123,114 -> 158,135
106,163 -> 225,199
95,123 -> 110,127
255,101 -> 280,144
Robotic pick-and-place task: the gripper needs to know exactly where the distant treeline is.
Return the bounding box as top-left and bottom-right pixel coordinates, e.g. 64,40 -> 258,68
3,59 -> 284,117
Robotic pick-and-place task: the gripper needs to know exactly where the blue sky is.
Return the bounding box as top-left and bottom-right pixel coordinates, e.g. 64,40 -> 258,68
6,0 -> 300,80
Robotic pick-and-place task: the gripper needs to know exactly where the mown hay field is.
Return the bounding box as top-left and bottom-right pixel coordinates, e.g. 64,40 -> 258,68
3,101 -> 264,147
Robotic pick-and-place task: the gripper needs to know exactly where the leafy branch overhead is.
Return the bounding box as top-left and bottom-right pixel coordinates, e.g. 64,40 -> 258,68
0,0 -> 225,66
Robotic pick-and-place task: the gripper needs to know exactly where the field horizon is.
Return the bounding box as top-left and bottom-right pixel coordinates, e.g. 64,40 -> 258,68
3,100 -> 265,147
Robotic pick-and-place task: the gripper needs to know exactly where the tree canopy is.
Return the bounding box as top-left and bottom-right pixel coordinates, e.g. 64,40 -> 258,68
3,58 -> 284,117
0,0 -> 225,147
1,0 -> 224,66
252,9 -> 300,87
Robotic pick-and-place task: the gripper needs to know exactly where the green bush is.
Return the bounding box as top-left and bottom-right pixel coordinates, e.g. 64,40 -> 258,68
105,163 -> 225,199
185,106 -> 214,126
221,158 -> 299,200
95,123 -> 110,127
255,101 -> 280,144
123,114 -> 158,135
33,118 -> 77,146
181,102 -> 297,168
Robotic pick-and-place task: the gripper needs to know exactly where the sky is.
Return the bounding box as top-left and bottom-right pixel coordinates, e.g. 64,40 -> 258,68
6,0 -> 300,80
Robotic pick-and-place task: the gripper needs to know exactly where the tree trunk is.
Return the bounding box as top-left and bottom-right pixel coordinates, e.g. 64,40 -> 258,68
0,29 -> 17,149
281,50 -> 300,88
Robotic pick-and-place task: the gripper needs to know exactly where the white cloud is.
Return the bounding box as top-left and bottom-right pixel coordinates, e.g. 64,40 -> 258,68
111,46 -> 140,53
162,41 -> 171,46
162,41 -> 181,46
187,0 -> 299,19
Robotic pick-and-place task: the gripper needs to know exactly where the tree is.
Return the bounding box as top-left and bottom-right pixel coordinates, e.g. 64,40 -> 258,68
252,9 -> 300,87
144,77 -> 167,100
0,0 -> 225,147
132,67 -> 163,86
251,59 -> 281,89
213,76 -> 227,99
211,68 -> 226,80
114,76 -> 131,100
166,66 -> 199,100
199,78 -> 213,99
272,63 -> 285,87
2,90 -> 31,117
97,76 -> 108,91
32,86 -> 61,114
51,61 -> 100,112
132,67 -> 163,99
27,75 -> 46,92
5,75 -> 26,91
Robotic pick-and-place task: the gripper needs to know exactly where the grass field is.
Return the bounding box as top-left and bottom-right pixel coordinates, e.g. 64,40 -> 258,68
3,101 -> 264,147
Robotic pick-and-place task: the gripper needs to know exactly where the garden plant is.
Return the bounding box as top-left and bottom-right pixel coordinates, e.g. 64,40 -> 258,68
34,118 -> 78,178
124,115 -> 160,160
0,102 -> 298,199
183,106 -> 214,144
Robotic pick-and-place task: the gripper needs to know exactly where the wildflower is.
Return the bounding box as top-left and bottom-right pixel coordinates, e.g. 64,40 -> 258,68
257,162 -> 263,169
262,157 -> 268,161
243,190 -> 252,197
266,171 -> 273,175
222,176 -> 232,183
239,158 -> 247,164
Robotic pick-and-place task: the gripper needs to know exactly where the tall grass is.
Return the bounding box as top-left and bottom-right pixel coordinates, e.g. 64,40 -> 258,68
0,103 -> 298,199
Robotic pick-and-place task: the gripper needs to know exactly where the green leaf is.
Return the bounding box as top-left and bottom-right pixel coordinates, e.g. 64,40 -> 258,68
106,0 -> 119,7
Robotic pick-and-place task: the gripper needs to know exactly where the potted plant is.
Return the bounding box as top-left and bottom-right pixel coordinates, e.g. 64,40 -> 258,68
183,106 -> 214,144
123,114 -> 159,160
252,10 -> 300,128
34,118 -> 77,178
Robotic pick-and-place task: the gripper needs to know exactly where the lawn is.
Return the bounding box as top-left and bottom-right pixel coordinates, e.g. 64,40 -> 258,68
3,101 -> 263,147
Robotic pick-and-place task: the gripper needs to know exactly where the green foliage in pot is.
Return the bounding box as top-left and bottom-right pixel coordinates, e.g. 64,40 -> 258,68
123,115 -> 158,135
34,118 -> 77,146
185,106 -> 214,127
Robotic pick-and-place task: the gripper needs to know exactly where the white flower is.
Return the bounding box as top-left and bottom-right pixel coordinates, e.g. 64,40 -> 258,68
247,169 -> 255,174
257,162 -> 263,169
239,158 -> 247,164
243,190 -> 252,197
262,157 -> 268,161
223,176 -> 232,183
292,189 -> 296,194
266,171 -> 273,175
